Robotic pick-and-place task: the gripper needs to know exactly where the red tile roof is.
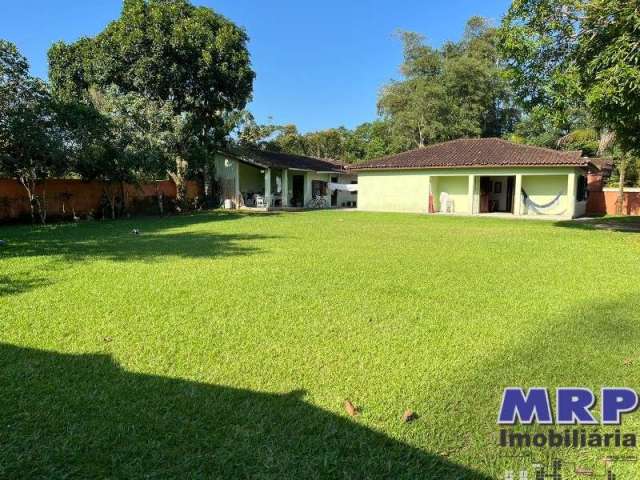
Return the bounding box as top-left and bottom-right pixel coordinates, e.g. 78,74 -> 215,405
230,149 -> 345,173
348,138 -> 589,171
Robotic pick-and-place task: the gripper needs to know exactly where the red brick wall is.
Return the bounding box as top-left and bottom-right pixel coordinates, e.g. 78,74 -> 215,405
587,190 -> 640,216
586,171 -> 640,216
0,178 -> 202,222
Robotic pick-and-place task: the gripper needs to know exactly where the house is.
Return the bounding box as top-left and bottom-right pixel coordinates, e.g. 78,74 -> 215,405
349,138 -> 600,219
214,150 -> 357,209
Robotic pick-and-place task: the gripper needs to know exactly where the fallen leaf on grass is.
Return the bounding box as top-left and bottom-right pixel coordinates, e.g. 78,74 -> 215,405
344,400 -> 358,417
402,409 -> 418,423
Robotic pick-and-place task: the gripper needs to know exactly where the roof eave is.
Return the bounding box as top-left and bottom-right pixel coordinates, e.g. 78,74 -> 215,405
348,163 -> 589,172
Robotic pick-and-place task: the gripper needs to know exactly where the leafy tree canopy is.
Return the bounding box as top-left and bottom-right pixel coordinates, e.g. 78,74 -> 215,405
378,18 -> 518,150
48,0 -> 255,202
0,40 -> 67,223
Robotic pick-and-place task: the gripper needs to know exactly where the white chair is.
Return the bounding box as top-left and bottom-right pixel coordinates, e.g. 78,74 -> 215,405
447,199 -> 455,213
439,192 -> 449,213
255,195 -> 265,208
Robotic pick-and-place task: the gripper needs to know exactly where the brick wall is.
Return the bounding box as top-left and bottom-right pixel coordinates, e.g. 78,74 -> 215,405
586,171 -> 640,216
0,178 -> 202,222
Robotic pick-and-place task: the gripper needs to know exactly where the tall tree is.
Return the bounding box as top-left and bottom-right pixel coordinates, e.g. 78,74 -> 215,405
378,32 -> 451,150
0,40 -> 66,224
578,0 -> 640,212
500,0 -> 640,214
48,0 -> 254,206
69,87 -> 176,219
378,19 -> 517,150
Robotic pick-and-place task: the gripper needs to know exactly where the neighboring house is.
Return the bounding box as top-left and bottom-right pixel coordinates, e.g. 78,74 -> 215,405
214,150 -> 357,209
349,138 -> 601,219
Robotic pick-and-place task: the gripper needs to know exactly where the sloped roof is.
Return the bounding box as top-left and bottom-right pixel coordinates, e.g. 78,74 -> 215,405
349,138 -> 590,171
228,149 -> 344,173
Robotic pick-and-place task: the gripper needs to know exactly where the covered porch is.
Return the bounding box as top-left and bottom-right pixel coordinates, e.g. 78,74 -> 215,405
214,150 -> 353,210
428,169 -> 586,218
235,160 -> 307,209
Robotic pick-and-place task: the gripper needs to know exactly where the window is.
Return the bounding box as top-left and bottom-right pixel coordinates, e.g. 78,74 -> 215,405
312,180 -> 327,197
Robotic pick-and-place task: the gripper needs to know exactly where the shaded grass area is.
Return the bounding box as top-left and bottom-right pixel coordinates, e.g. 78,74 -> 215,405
556,215 -> 640,232
1,211 -> 640,478
0,343 -> 487,479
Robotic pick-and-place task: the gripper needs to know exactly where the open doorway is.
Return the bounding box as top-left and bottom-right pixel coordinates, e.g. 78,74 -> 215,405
292,175 -> 305,207
330,176 -> 338,207
479,176 -> 515,214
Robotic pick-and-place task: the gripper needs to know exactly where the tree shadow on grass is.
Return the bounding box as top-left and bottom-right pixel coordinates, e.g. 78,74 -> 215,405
0,211 -> 279,263
2,231 -> 276,263
480,297 -> 640,384
0,343 -> 491,479
0,274 -> 50,298
554,216 -> 640,233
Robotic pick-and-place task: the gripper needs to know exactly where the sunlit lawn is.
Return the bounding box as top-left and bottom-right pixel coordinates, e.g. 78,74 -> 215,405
1,210 -> 640,479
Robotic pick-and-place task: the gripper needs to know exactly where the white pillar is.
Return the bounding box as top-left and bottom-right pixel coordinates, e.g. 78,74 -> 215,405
514,174 -> 523,216
566,171 -> 577,218
303,173 -> 312,206
468,174 -> 475,215
264,168 -> 271,207
282,169 -> 289,207
426,175 -> 432,214
234,160 -> 240,208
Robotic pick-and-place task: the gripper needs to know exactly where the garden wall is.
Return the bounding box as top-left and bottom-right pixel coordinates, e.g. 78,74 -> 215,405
586,188 -> 640,216
0,178 -> 202,222
585,169 -> 640,216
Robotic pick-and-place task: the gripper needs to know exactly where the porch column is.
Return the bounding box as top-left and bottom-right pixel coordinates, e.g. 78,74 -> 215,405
514,174 -> 523,216
467,174 -> 475,214
264,168 -> 272,207
304,173 -> 312,206
282,169 -> 289,207
234,161 -> 240,208
426,175 -> 432,214
566,171 -> 577,218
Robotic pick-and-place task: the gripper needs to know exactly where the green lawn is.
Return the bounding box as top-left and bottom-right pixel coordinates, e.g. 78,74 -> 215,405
1,211 -> 640,479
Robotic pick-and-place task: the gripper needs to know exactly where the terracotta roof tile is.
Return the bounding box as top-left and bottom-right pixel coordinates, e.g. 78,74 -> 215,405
231,149 -> 345,173
349,138 -> 588,171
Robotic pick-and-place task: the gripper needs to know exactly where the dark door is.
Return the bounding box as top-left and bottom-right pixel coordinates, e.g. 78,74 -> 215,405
292,175 -> 304,207
506,176 -> 515,213
330,176 -> 338,207
479,177 -> 492,213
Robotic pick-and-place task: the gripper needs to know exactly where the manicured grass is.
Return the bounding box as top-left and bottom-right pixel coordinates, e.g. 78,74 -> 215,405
1,211 -> 640,479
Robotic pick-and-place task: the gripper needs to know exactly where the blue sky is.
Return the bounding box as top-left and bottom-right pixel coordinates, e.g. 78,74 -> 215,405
1,0 -> 511,133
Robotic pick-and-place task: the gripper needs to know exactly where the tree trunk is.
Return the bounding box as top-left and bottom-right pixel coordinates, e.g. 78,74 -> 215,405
616,154 -> 627,216
120,181 -> 127,218
203,163 -> 212,208
38,181 -> 47,225
104,185 -> 117,220
170,156 -> 189,210
19,177 -> 36,224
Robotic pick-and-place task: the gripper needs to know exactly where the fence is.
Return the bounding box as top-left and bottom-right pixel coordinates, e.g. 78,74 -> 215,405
0,178 -> 202,222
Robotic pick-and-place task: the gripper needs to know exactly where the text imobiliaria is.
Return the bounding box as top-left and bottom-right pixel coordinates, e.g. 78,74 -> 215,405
497,387 -> 639,448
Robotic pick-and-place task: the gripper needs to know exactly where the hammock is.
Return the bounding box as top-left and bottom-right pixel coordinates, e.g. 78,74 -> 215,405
522,189 -> 565,214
